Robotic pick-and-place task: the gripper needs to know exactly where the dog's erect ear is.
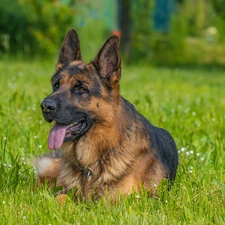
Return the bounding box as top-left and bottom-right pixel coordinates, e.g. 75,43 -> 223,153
92,36 -> 121,86
56,29 -> 82,71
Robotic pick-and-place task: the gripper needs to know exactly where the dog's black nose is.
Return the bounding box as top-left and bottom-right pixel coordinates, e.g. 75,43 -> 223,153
41,99 -> 57,113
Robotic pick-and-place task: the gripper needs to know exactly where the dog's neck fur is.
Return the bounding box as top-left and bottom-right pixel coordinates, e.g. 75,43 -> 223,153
59,95 -> 151,195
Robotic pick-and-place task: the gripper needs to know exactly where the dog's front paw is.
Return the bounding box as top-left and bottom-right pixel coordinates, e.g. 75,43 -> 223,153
56,194 -> 68,205
33,154 -> 62,186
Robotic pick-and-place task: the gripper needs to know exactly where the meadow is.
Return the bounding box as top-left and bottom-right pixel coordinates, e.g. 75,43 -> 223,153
0,58 -> 224,224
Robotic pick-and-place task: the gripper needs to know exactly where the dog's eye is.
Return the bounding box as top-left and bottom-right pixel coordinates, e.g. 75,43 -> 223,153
72,85 -> 87,95
79,87 -> 86,92
77,86 -> 88,94
54,82 -> 59,90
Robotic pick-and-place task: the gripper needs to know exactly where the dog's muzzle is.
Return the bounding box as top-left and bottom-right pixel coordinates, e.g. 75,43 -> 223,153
41,98 -> 56,122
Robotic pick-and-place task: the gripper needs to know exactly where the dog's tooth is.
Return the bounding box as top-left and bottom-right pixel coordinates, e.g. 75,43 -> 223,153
68,122 -> 77,128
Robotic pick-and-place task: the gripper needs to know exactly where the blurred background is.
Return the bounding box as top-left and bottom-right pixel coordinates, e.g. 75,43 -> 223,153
0,0 -> 225,66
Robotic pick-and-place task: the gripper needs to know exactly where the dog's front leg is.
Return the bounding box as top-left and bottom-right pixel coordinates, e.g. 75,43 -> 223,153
34,152 -> 63,187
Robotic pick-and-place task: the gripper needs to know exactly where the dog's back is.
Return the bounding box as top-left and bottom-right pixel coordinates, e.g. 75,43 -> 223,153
151,126 -> 178,182
117,98 -> 178,188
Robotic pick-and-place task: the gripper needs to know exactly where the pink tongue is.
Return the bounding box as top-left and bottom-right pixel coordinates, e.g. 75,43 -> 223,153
48,124 -> 68,150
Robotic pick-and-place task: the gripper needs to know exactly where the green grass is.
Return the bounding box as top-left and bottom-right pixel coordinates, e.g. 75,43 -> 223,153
0,60 -> 225,225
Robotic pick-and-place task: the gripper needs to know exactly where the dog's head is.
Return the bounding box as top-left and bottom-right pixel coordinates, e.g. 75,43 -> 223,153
41,29 -> 121,150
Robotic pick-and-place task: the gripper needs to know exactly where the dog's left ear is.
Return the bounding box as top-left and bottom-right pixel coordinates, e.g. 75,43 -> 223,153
56,29 -> 82,71
92,36 -> 121,86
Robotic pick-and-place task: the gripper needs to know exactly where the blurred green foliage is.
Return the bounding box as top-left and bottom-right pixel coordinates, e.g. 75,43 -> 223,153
130,0 -> 154,63
1,0 -> 225,65
0,0 -> 74,56
19,0 -> 74,55
129,0 -> 187,65
211,0 -> 225,20
129,0 -> 225,65
0,0 -> 32,54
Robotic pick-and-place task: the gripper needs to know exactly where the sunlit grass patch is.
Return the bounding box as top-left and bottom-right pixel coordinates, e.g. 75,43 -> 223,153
0,61 -> 225,224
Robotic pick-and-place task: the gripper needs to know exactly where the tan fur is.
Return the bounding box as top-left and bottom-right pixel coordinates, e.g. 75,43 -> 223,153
35,29 -> 177,201
34,155 -> 62,186
36,95 -> 166,200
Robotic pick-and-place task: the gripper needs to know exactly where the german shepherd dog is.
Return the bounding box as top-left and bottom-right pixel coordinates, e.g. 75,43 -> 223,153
35,29 -> 178,201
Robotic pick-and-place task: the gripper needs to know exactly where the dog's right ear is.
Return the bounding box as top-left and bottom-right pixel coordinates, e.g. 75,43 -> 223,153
92,35 -> 121,87
56,29 -> 82,71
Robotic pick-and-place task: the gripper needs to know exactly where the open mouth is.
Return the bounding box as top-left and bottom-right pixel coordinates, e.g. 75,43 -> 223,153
48,120 -> 88,150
